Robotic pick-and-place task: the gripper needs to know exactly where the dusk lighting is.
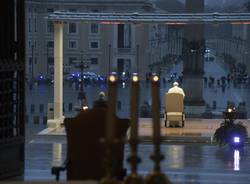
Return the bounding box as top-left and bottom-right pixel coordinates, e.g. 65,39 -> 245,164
4,0 -> 250,183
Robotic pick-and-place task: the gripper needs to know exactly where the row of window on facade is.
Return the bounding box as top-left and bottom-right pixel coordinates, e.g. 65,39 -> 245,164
29,18 -> 100,34
28,24 -> 131,49
28,7 -> 99,29
28,57 -> 99,66
28,40 -> 100,50
28,7 -> 99,33
30,21 -> 131,49
28,5 -> 129,49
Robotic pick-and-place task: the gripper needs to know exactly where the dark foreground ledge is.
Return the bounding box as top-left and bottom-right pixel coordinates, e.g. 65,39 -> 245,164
1,182 -> 97,184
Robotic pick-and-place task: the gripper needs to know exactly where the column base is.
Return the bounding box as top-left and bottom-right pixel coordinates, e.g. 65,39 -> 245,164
47,116 -> 64,128
185,105 -> 206,118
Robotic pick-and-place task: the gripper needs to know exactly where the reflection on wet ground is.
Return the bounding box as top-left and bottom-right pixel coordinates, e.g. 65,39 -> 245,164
24,60 -> 250,183
25,126 -> 250,183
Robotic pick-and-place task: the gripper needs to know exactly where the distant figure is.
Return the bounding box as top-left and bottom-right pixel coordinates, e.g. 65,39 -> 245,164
168,82 -> 185,98
93,91 -> 107,108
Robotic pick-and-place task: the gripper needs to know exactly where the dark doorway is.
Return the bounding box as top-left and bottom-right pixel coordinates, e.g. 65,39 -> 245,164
117,58 -> 131,77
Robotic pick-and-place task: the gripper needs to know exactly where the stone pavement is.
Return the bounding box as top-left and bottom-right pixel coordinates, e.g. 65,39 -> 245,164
32,118 -> 250,144
25,119 -> 250,183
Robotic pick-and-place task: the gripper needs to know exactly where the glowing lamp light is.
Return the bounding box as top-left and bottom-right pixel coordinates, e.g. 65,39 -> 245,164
132,74 -> 139,82
109,75 -> 116,82
234,137 -> 240,143
152,75 -> 159,82
227,107 -> 236,114
82,105 -> 88,110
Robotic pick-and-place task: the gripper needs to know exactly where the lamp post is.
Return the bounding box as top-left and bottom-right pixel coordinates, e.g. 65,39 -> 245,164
31,44 -> 34,81
73,51 -> 90,110
47,42 -> 49,76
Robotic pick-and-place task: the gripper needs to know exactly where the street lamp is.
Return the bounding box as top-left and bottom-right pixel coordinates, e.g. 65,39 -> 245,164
73,51 -> 90,110
31,44 -> 34,81
47,42 -> 49,76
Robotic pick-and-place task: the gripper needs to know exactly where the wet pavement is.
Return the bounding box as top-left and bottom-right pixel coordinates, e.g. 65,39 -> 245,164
135,144 -> 250,184
23,59 -> 250,183
33,118 -> 250,145
25,124 -> 250,184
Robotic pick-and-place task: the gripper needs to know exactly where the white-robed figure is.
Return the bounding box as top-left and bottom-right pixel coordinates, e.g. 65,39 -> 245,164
168,81 -> 185,98
165,81 -> 185,127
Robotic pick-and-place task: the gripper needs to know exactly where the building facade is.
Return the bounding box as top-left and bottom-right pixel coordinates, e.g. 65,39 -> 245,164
147,23 -> 183,74
25,0 -> 156,80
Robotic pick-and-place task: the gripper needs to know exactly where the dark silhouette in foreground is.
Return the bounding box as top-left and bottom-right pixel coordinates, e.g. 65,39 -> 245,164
214,106 -> 247,148
51,107 -> 130,181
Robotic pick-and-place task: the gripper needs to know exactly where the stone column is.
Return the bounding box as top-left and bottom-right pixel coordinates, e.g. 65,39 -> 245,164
48,22 -> 64,128
182,0 -> 205,117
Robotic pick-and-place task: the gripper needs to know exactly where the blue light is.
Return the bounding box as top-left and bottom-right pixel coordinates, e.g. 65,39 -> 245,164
234,149 -> 240,171
234,137 -> 240,143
